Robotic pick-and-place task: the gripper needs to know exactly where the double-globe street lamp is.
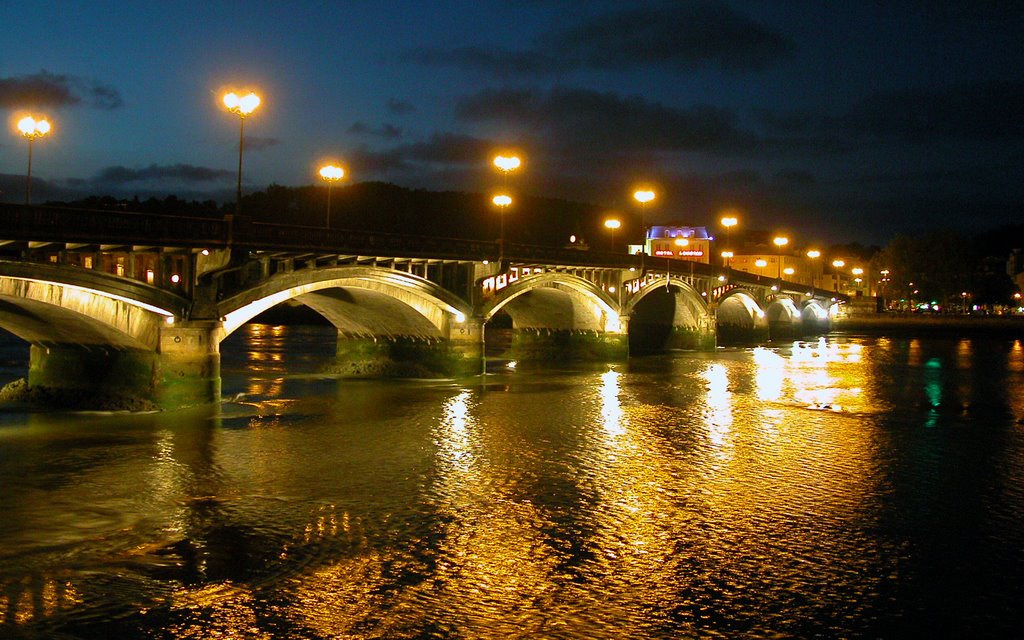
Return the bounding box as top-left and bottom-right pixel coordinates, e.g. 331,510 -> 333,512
720,215 -> 738,267
492,194 -> 513,264
17,115 -> 51,205
773,236 -> 789,279
318,164 -> 345,228
604,217 -> 621,251
222,91 -> 261,216
633,189 -> 655,256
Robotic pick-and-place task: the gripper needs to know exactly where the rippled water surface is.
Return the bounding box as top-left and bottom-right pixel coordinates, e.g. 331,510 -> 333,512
2,326 -> 1024,638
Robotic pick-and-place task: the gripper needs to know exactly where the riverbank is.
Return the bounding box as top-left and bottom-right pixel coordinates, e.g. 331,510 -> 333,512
833,313 -> 1024,337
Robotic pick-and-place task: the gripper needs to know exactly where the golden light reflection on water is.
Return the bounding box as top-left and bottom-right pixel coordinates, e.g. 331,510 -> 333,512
600,369 -> 625,437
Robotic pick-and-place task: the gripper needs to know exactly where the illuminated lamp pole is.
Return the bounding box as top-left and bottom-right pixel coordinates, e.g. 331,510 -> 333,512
604,217 -> 621,251
851,267 -> 864,294
633,189 -> 655,256
721,250 -> 734,272
806,249 -> 821,288
223,91 -> 261,216
755,258 -> 768,279
772,236 -> 789,279
17,116 -> 51,205
720,215 -> 738,267
832,259 -> 845,293
493,194 -> 512,265
318,164 -> 345,228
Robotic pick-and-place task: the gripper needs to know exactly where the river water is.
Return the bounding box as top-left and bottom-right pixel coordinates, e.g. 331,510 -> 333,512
1,325 -> 1023,638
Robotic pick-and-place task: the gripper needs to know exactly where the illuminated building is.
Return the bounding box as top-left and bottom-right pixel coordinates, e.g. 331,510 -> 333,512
629,224 -> 712,263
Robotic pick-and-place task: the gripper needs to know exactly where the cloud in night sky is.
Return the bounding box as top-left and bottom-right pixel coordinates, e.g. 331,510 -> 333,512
406,2 -> 794,76
0,70 -> 123,110
89,164 -> 233,185
386,99 -> 416,115
348,122 -> 403,139
243,136 -> 282,151
455,86 -> 756,154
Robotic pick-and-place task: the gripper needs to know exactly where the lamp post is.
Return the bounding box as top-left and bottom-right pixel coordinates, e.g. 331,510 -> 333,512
604,217 -> 621,251
832,259 -> 845,293
318,164 -> 345,228
493,154 -> 521,184
223,91 -> 261,215
633,189 -> 655,256
772,236 -> 789,278
755,258 -> 768,279
721,250 -> 734,271
720,215 -> 738,267
493,193 -> 512,264
806,249 -> 821,288
17,116 -> 51,205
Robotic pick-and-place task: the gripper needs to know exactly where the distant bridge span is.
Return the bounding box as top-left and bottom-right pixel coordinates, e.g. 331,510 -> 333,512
0,203 -> 847,407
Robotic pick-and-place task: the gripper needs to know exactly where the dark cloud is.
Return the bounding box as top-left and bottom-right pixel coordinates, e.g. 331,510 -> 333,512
90,164 -> 233,185
244,136 -> 281,151
402,45 -> 561,76
843,81 -> 1024,140
348,121 -> 403,139
542,3 -> 795,73
406,2 -> 793,76
0,70 -> 122,110
455,86 -> 755,154
386,98 -> 415,115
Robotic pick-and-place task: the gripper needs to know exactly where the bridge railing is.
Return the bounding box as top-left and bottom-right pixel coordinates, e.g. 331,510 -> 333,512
1,204 -> 847,303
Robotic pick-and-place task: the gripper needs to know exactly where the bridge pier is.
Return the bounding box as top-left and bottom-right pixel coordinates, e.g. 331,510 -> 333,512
330,318 -> 485,378
157,320 -> 223,408
28,344 -> 159,408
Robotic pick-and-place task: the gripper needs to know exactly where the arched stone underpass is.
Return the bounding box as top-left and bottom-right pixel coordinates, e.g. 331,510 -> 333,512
801,300 -> 832,335
480,274 -> 625,363
219,266 -> 479,379
626,281 -> 714,354
0,265 -> 190,408
766,297 -> 803,341
716,290 -> 769,345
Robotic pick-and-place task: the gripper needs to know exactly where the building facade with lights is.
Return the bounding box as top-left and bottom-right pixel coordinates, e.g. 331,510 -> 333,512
630,224 -> 712,264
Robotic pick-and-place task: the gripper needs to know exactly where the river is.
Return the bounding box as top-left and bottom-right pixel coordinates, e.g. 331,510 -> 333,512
1,325 -> 1023,638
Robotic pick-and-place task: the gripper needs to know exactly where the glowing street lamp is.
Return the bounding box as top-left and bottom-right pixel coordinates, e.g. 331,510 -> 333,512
720,214 -> 738,266
222,90 -> 261,215
493,154 -> 521,177
633,189 -> 655,256
17,115 -> 52,205
318,164 -> 345,228
721,250 -> 734,269
604,217 -> 621,251
755,258 -> 768,278
832,259 -> 845,293
493,193 -> 512,264
773,236 -> 789,278
805,249 -> 821,287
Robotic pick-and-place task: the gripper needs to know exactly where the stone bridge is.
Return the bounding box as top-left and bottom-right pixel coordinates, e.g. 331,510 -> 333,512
0,203 -> 845,407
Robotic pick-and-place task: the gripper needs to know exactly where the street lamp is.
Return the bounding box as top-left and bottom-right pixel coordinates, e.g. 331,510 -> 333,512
755,258 -> 768,278
603,217 -> 621,251
806,249 -> 821,288
773,236 -> 789,278
832,259 -> 845,293
720,215 -> 738,266
721,250 -> 734,269
493,154 -> 521,179
223,90 -> 261,215
633,189 -> 655,256
17,115 -> 51,205
493,193 -> 512,264
318,164 -> 345,228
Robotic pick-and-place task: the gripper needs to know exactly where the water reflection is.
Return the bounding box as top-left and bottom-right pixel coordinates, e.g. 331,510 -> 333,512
1,331 -> 1023,637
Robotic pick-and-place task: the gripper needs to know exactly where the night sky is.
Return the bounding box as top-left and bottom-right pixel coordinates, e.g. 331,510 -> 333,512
2,0 -> 1021,245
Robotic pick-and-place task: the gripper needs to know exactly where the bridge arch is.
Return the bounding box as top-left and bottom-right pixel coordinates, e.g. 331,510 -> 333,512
0,260 -> 185,350
623,277 -> 714,352
479,273 -> 620,333
219,266 -> 472,340
716,289 -> 769,344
